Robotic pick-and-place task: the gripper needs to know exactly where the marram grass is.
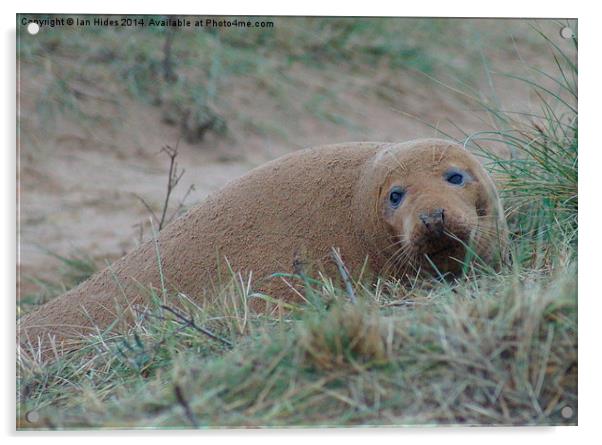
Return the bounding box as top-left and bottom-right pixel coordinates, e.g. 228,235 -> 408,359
17,261 -> 577,428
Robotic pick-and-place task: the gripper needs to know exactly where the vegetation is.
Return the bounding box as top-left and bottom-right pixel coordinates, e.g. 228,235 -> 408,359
19,16 -> 532,141
17,19 -> 577,428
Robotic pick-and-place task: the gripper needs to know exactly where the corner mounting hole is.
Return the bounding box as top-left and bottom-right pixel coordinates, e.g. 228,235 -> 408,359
25,410 -> 40,423
560,27 -> 574,39
27,23 -> 40,35
560,405 -> 574,419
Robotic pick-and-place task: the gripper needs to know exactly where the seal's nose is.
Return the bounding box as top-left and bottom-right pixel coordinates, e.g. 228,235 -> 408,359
419,208 -> 445,236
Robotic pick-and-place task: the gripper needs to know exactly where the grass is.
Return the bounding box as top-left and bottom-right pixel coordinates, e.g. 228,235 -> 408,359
17,258 -> 577,428
16,21 -> 577,428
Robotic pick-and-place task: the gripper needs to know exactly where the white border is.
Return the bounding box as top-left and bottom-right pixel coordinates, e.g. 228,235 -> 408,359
3,1 -> 600,443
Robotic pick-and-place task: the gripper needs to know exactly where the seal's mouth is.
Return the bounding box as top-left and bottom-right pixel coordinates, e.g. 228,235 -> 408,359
427,243 -> 459,257
414,230 -> 470,275
416,229 -> 467,253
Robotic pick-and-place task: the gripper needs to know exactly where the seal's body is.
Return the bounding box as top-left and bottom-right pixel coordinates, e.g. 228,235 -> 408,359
19,139 -> 508,354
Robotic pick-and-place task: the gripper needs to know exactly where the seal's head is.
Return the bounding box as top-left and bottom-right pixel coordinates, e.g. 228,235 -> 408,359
356,139 -> 508,277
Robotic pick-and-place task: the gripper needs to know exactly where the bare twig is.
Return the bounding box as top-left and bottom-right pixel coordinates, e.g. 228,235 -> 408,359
132,194 -> 160,227
134,140 -> 195,236
160,305 -> 233,348
158,143 -> 185,229
174,384 -> 199,428
165,183 -> 195,226
331,247 -> 357,304
116,304 -> 232,373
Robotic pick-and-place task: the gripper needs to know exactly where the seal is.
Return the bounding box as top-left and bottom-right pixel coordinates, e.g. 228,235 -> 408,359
18,139 -> 508,355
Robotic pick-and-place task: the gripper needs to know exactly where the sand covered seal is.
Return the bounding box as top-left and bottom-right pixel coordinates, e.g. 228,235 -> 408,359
19,139 -> 508,354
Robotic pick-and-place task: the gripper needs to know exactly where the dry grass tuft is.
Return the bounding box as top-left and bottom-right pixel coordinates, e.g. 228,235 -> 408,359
298,303 -> 388,371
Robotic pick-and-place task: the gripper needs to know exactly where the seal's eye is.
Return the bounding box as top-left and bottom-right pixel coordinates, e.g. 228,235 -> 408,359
447,173 -> 464,185
388,187 -> 405,209
445,170 -> 466,186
